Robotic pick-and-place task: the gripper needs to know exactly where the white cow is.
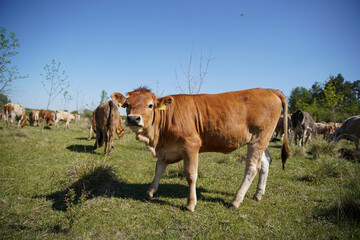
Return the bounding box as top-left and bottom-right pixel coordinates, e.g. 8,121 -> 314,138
55,109 -> 75,129
3,103 -> 26,128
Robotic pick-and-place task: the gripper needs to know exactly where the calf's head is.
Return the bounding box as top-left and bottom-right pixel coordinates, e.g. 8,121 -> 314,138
111,88 -> 173,133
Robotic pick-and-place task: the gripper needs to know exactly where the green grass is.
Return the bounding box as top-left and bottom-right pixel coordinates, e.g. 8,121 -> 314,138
0,120 -> 359,239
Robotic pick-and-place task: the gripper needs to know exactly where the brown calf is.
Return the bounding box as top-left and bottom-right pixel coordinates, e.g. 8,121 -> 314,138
93,100 -> 125,155
111,87 -> 289,212
39,110 -> 54,126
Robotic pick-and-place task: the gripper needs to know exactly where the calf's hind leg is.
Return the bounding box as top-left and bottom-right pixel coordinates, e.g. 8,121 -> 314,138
253,148 -> 271,201
230,142 -> 266,209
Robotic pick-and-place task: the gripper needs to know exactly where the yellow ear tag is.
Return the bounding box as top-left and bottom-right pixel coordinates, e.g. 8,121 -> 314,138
158,103 -> 167,110
118,103 -> 123,107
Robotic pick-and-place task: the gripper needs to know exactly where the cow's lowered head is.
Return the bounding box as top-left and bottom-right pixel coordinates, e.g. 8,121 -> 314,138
111,87 -> 173,133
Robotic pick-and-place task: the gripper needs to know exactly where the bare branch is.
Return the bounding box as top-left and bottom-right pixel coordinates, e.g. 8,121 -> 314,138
175,45 -> 214,95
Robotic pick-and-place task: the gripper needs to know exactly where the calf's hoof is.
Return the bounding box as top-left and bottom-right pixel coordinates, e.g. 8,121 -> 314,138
186,204 -> 195,212
253,193 -> 263,201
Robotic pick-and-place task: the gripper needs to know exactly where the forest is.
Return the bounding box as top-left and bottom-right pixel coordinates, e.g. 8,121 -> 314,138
288,74 -> 360,122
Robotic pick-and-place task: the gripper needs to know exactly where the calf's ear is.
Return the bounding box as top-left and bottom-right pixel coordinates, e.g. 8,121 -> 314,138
111,93 -> 127,107
156,96 -> 174,110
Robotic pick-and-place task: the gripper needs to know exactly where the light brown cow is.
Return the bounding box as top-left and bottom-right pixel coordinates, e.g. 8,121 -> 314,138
331,115 -> 360,150
111,87 -> 290,212
39,110 -> 55,126
328,122 -> 342,132
74,114 -> 81,122
55,110 -> 75,129
88,110 -> 96,140
92,100 -> 125,155
29,110 -> 40,126
315,122 -> 333,139
3,103 -> 26,128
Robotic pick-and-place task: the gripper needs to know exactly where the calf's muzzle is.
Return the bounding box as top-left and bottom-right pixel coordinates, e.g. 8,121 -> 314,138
126,115 -> 142,126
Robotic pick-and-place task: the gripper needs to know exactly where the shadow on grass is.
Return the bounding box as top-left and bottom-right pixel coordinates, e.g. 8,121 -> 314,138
66,144 -> 99,154
270,138 -> 281,143
75,137 -> 93,141
314,200 -> 360,225
35,165 -> 231,212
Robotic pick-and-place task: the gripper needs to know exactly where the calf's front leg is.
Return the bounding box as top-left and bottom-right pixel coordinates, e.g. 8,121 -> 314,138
147,159 -> 168,198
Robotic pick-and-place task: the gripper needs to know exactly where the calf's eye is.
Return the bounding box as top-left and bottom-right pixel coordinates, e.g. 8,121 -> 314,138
148,104 -> 153,109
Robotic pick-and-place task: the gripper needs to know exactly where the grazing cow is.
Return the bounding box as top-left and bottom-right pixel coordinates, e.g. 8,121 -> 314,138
92,100 -> 125,155
111,87 -> 290,212
88,110 -> 96,140
331,115 -> 360,150
29,110 -> 40,126
329,122 -> 342,132
74,114 -> 81,122
291,110 -> 316,147
39,110 -> 55,126
3,103 -> 26,128
273,114 -> 292,140
315,122 -> 333,139
54,110 -> 75,129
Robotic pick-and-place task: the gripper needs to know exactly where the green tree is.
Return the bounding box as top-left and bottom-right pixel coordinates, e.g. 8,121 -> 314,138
0,27 -> 27,94
83,108 -> 92,118
100,90 -> 109,103
323,80 -> 344,122
0,93 -> 10,110
288,87 -> 312,113
41,59 -> 70,110
288,74 -> 360,122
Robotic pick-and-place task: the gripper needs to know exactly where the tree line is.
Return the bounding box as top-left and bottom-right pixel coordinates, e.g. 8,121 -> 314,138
288,74 -> 360,122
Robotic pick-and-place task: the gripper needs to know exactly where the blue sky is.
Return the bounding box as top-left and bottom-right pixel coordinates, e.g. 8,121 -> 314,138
1,0 -> 360,115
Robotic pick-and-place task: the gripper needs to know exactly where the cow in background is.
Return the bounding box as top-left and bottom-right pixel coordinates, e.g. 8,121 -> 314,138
0,110 -> 3,119
3,103 -> 26,128
315,122 -> 333,139
331,115 -> 360,150
111,87 -> 290,212
88,110 -> 96,140
273,114 -> 292,140
39,110 -> 54,126
29,110 -> 40,126
54,110 -> 75,129
328,122 -> 342,132
74,114 -> 81,122
92,100 -> 125,155
291,109 -> 316,147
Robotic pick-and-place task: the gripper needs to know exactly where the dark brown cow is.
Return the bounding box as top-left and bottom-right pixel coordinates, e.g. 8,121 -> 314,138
93,100 -> 125,155
39,110 -> 54,126
111,87 -> 290,212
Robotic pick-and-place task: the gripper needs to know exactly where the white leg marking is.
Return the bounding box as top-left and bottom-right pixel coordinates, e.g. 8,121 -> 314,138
254,150 -> 270,201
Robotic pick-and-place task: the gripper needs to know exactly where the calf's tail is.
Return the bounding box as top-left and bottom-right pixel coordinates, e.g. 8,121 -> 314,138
276,91 -> 290,170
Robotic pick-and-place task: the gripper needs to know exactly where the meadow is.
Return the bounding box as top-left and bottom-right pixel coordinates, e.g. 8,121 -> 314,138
0,119 -> 359,239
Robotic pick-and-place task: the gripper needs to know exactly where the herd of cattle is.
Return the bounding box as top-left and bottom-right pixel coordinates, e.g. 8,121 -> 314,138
1,88 -> 359,212
274,108 -> 360,150
1,103 -> 81,129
